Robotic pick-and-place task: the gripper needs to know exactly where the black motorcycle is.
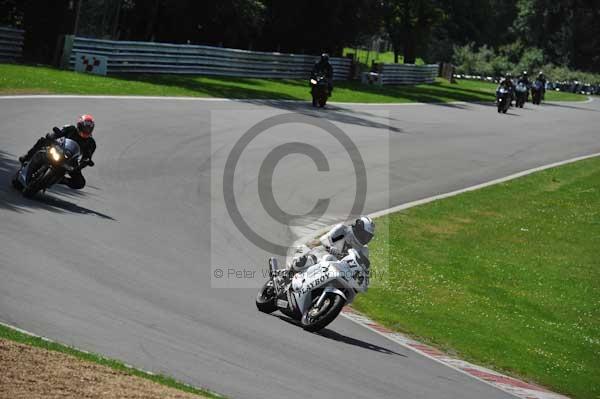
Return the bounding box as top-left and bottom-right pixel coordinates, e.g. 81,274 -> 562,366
310,74 -> 329,108
12,137 -> 83,197
496,87 -> 510,113
515,82 -> 528,108
531,80 -> 543,105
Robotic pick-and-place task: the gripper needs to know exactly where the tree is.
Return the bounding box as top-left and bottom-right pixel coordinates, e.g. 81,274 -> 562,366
118,0 -> 266,48
426,0 -> 519,62
0,0 -> 25,27
382,0 -> 444,63
144,0 -> 160,41
259,0 -> 380,55
75,0 -> 123,39
452,43 -> 510,77
21,0 -> 76,63
512,0 -> 600,72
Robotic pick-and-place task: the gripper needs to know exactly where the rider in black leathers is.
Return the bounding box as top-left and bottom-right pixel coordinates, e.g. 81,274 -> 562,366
19,115 -> 96,189
517,71 -> 530,101
504,72 -> 515,105
518,71 -> 530,86
311,53 -> 334,95
537,71 -> 547,99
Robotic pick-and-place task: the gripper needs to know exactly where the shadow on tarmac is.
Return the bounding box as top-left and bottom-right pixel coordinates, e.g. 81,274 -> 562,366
0,149 -> 115,220
274,314 -> 405,356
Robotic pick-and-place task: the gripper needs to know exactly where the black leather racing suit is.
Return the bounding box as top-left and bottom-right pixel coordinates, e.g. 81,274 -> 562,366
311,60 -> 334,94
517,76 -> 530,100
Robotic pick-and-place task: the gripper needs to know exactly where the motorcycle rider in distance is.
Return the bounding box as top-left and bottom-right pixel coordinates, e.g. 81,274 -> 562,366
498,74 -> 514,89
288,216 -> 375,273
503,72 -> 515,105
19,115 -> 96,190
311,53 -> 334,96
537,71 -> 547,100
518,71 -> 530,86
497,75 -> 513,94
517,71 -> 530,103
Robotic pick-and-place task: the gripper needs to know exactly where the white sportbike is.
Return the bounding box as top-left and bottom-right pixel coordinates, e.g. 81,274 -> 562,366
255,248 -> 369,332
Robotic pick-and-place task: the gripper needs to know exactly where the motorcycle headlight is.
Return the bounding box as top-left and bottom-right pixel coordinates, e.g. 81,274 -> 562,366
48,146 -> 62,162
310,79 -> 317,85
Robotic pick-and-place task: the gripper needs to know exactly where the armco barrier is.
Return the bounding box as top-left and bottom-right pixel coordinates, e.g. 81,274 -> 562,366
0,26 -> 24,63
64,36 -> 351,80
362,63 -> 439,85
379,64 -> 438,85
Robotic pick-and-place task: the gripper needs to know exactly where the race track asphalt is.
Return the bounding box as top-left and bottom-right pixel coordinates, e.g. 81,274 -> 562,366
1,95 -> 599,399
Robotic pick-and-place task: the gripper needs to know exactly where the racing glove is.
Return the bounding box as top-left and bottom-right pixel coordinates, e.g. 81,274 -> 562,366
327,246 -> 343,258
76,158 -> 94,171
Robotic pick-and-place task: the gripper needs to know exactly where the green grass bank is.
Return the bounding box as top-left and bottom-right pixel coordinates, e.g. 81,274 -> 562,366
0,64 -> 585,103
356,156 -> 600,399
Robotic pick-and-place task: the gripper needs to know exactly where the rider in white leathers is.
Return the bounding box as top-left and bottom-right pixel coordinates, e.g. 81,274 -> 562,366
288,216 -> 375,273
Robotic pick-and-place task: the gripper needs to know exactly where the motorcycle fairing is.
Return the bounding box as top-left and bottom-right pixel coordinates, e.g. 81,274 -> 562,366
290,260 -> 358,316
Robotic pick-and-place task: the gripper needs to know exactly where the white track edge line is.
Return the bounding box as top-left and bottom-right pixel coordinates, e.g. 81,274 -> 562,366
294,152 -> 600,247
0,94 -> 593,106
368,152 -> 600,219
0,319 -> 148,370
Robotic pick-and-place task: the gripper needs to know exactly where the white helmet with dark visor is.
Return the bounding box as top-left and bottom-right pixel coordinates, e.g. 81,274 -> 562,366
352,216 -> 375,245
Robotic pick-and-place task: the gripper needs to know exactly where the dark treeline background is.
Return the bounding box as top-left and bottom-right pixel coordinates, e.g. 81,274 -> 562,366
1,0 -> 598,73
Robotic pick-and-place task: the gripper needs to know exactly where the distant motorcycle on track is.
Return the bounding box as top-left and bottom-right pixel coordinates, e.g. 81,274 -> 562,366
496,87 -> 511,113
531,80 -> 543,105
515,82 -> 528,108
310,74 -> 330,108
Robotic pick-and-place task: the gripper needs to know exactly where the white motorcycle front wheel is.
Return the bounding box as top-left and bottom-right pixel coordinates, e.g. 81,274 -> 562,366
301,292 -> 345,332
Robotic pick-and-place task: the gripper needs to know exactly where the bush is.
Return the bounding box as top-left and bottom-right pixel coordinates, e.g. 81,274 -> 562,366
452,43 -> 509,77
541,64 -> 600,84
515,47 -> 545,75
498,41 -> 524,64
490,54 -> 511,77
452,43 -> 479,75
452,43 -> 600,84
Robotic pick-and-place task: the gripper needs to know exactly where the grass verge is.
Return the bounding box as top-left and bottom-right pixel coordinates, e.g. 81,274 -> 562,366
342,47 -> 425,72
0,63 -> 585,103
0,322 -> 223,398
355,156 -> 600,399
343,47 -> 407,65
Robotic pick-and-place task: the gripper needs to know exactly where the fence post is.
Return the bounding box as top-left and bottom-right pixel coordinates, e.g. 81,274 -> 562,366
60,35 -> 74,69
440,62 -> 456,83
346,53 -> 358,80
